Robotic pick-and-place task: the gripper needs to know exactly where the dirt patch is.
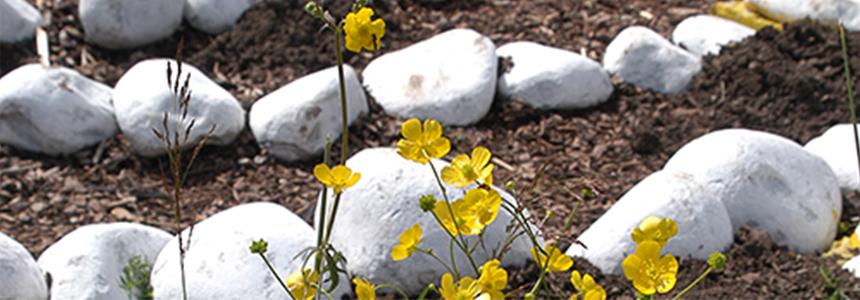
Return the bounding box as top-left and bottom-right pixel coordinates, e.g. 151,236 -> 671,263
1,0 -> 859,298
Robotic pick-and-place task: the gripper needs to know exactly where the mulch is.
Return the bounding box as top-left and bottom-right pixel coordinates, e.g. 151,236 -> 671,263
1,0 -> 859,298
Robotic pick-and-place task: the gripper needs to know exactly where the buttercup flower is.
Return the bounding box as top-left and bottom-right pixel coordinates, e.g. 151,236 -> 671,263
286,268 -> 319,300
570,271 -> 606,300
434,199 -> 483,236
397,118 -> 451,164
391,224 -> 422,261
631,216 -> 678,247
313,164 -> 361,194
477,259 -> 507,300
439,273 -> 481,300
464,188 -> 502,227
343,7 -> 385,53
353,277 -> 376,300
531,244 -> 573,273
441,146 -> 494,187
824,232 -> 860,262
621,240 -> 678,295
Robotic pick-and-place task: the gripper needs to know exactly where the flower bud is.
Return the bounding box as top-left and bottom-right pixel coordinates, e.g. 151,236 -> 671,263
304,1 -> 323,18
707,251 -> 727,270
419,194 -> 437,212
249,239 -> 269,254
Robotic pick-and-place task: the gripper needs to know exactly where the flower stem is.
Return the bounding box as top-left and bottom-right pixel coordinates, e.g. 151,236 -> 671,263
839,24 -> 860,184
377,284 -> 411,299
417,247 -> 456,276
427,161 -> 481,275
334,27 -> 349,164
257,253 -> 296,300
671,267 -> 713,300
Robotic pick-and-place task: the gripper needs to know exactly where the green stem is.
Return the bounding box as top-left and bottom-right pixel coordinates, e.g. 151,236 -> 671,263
671,268 -> 713,300
416,284 -> 436,300
257,253 -> 296,300
322,193 -> 343,246
427,161 -> 481,275
334,27 -> 349,165
376,284 -> 411,299
417,247 -> 456,276
839,24 -> 860,184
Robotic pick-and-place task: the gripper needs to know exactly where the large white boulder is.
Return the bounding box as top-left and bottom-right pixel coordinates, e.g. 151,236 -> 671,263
567,170 -> 733,275
0,0 -> 42,43
37,223 -> 172,300
250,65 -> 368,162
184,0 -> 256,34
362,29 -> 497,125
750,0 -> 860,31
672,15 -> 756,57
496,41 -> 613,110
603,26 -> 702,94
316,147 -> 539,294
79,0 -> 183,49
805,124 -> 860,193
663,129 -> 841,253
0,232 -> 48,300
0,64 -> 117,155
113,59 -> 245,157
151,202 -> 348,300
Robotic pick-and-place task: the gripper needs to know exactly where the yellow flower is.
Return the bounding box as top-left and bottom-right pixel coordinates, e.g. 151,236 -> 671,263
569,271 -> 606,300
477,259 -> 507,300
631,216 -> 678,247
463,188 -> 502,227
824,232 -> 860,263
441,147 -> 494,187
286,268 -> 319,300
343,7 -> 385,53
439,273 -> 481,300
313,164 -> 361,194
397,118 -> 451,164
353,277 -> 376,300
391,224 -> 422,261
531,244 -> 573,273
434,198 -> 483,236
709,0 -> 783,31
621,240 -> 678,295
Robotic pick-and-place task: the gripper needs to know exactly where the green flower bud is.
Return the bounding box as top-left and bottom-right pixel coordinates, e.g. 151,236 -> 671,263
707,251 -> 727,270
250,239 -> 269,254
419,194 -> 437,212
504,181 -> 516,191
304,1 -> 323,18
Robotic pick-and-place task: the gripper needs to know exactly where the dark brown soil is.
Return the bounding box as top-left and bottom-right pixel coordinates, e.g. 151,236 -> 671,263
1,0 -> 860,298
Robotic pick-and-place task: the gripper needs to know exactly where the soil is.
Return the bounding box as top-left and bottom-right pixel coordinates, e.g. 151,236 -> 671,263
1,0 -> 860,298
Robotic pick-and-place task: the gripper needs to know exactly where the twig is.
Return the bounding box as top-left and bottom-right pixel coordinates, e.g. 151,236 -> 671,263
839,24 -> 860,186
35,0 -> 49,66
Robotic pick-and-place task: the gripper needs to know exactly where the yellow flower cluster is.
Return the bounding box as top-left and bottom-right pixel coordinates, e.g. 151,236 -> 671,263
621,216 -> 679,296
570,271 -> 606,300
434,188 -> 502,236
439,260 -> 508,300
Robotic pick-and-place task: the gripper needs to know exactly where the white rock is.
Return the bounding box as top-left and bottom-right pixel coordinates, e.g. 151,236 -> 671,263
672,15 -> 756,57
37,223 -> 172,300
316,147 -> 539,294
0,64 -> 117,155
805,124 -> 860,193
566,170 -> 733,275
250,65 -> 368,162
363,29 -> 497,125
113,59 -> 245,157
0,232 -> 48,300
0,0 -> 42,43
750,0 -> 860,31
603,26 -> 702,94
184,0 -> 256,34
151,202 -> 348,300
79,0 -> 183,49
663,129 -> 842,253
496,41 -> 613,110
843,255 -> 860,277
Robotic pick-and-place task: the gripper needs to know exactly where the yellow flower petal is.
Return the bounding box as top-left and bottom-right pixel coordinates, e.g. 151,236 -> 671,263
353,277 -> 376,300
401,118 -> 422,141
471,147 -> 491,169
313,164 -> 333,186
423,119 -> 443,139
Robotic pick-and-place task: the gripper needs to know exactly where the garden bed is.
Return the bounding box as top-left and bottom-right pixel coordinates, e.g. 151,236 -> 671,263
1,0 -> 859,298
